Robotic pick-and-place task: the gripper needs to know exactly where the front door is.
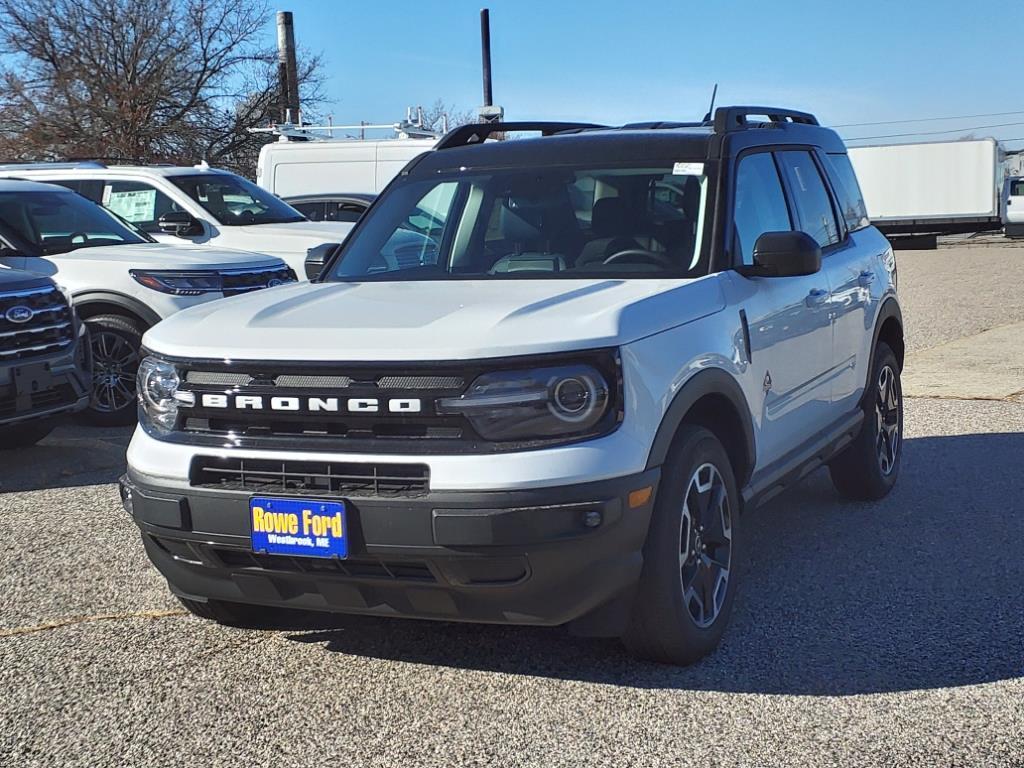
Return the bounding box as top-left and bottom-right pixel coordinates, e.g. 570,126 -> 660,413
729,150 -> 835,469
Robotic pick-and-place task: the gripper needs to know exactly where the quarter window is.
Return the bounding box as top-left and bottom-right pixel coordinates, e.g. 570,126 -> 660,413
732,152 -> 792,265
825,153 -> 870,231
777,151 -> 841,248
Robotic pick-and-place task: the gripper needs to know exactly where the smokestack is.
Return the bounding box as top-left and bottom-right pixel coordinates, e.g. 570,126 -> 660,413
277,11 -> 300,123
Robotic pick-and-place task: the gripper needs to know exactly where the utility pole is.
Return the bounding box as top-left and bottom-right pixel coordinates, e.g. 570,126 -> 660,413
478,9 -> 503,124
277,11 -> 300,124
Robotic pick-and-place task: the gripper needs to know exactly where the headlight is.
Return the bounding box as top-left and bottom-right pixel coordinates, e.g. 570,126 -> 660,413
137,356 -> 184,431
130,269 -> 223,296
438,363 -> 613,442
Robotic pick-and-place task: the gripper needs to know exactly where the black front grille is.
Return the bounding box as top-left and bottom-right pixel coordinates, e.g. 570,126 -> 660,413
190,456 -> 430,497
0,286 -> 74,362
221,266 -> 295,297
178,362 -> 474,448
211,548 -> 436,582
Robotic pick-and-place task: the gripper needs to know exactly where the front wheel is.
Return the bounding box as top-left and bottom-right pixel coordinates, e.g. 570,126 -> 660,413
621,425 -> 740,665
828,342 -> 903,500
82,314 -> 145,426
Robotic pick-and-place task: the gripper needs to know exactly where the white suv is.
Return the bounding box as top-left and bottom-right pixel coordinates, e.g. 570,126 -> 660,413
122,108 -> 904,665
0,180 -> 294,424
0,163 -> 354,275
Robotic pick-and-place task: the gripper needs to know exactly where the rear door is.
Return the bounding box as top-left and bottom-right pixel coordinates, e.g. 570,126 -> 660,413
728,150 -> 835,467
815,151 -> 888,411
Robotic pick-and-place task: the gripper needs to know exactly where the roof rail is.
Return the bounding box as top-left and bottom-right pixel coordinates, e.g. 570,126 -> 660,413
0,160 -> 107,171
435,121 -> 607,150
711,106 -> 819,133
620,121 -> 706,130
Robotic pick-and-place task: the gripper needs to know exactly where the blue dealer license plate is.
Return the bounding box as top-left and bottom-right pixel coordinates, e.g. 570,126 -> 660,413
250,497 -> 348,559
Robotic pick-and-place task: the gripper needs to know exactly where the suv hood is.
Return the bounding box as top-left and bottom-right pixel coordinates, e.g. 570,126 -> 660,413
144,277 -> 726,361
46,243 -> 284,270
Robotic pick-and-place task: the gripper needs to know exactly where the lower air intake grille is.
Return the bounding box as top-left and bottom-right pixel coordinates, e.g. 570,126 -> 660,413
190,456 -> 430,498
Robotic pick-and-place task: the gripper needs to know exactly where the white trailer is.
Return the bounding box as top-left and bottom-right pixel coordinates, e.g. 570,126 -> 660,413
847,138 -> 1004,239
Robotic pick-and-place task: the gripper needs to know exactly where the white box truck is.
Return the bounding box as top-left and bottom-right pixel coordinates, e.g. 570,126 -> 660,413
848,138 -> 1004,243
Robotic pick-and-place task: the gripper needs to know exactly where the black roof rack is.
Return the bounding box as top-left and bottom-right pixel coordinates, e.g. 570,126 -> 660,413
711,106 -> 819,133
435,121 -> 606,150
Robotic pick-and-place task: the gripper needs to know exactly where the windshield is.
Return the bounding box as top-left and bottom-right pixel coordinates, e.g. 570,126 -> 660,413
169,173 -> 306,226
321,163 -> 709,281
0,190 -> 147,255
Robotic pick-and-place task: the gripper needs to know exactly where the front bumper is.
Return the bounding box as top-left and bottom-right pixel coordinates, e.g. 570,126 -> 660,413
121,466 -> 660,631
0,324 -> 91,427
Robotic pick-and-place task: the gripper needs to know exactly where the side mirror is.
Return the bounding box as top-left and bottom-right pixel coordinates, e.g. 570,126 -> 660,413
740,231 -> 822,277
157,211 -> 204,238
305,242 -> 341,280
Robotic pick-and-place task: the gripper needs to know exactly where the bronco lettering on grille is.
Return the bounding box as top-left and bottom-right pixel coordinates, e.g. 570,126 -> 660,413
195,393 -> 423,414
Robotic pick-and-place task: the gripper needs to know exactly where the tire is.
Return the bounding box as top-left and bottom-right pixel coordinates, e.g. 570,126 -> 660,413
176,596 -> 296,628
622,425 -> 740,665
82,314 -> 145,426
0,422 -> 54,449
828,342 -> 903,501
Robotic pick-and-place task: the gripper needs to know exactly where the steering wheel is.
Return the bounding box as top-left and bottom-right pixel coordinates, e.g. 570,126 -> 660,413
68,231 -> 88,244
603,248 -> 675,268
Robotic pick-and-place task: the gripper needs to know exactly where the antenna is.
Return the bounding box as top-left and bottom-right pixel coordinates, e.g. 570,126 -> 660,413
703,83 -> 718,123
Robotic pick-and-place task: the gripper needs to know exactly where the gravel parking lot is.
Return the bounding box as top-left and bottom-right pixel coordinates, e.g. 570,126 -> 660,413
2,244 -> 1023,767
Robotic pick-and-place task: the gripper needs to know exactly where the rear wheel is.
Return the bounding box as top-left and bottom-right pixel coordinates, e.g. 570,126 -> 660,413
82,314 -> 144,426
622,425 -> 740,665
828,342 -> 903,500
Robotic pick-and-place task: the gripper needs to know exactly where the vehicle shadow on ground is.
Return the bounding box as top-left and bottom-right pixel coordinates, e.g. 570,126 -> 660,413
286,432 -> 1024,696
0,424 -> 132,493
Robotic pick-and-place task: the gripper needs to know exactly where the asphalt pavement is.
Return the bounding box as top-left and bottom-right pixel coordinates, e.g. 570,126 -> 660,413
2,244 -> 1023,767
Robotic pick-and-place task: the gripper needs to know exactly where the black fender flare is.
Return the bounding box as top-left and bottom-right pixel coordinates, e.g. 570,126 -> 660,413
870,296 -> 903,363
644,367 -> 756,483
72,290 -> 161,328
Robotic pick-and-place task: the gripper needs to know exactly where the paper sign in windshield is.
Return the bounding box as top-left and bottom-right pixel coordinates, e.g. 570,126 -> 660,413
672,162 -> 704,176
106,189 -> 157,223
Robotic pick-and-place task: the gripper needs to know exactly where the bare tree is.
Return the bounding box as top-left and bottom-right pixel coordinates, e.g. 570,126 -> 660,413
420,100 -> 476,133
0,0 -> 323,175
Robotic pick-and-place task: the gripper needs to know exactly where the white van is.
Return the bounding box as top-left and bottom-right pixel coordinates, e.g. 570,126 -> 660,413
0,163 -> 354,275
257,137 -> 437,199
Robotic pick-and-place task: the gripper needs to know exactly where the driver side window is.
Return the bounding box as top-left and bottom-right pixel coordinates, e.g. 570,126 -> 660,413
733,153 -> 793,265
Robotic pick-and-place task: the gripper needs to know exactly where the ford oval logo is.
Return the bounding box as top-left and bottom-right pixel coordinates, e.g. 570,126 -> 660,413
5,305 -> 33,324
267,278 -> 283,288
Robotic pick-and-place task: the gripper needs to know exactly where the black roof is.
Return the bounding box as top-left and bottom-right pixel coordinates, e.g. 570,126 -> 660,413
419,106 -> 847,172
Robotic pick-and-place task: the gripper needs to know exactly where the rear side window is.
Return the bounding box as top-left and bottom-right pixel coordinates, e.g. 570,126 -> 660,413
825,153 -> 870,231
732,152 -> 792,265
777,151 -> 841,248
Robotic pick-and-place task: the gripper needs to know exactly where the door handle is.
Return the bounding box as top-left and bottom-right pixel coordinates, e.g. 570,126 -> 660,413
858,270 -> 876,287
805,288 -> 829,307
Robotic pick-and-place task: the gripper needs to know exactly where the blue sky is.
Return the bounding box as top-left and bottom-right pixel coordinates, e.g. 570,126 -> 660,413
278,0 -> 1024,146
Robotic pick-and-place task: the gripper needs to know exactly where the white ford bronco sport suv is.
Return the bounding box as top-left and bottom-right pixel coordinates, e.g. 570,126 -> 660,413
0,180 -> 294,424
0,163 -> 354,276
122,107 -> 904,664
